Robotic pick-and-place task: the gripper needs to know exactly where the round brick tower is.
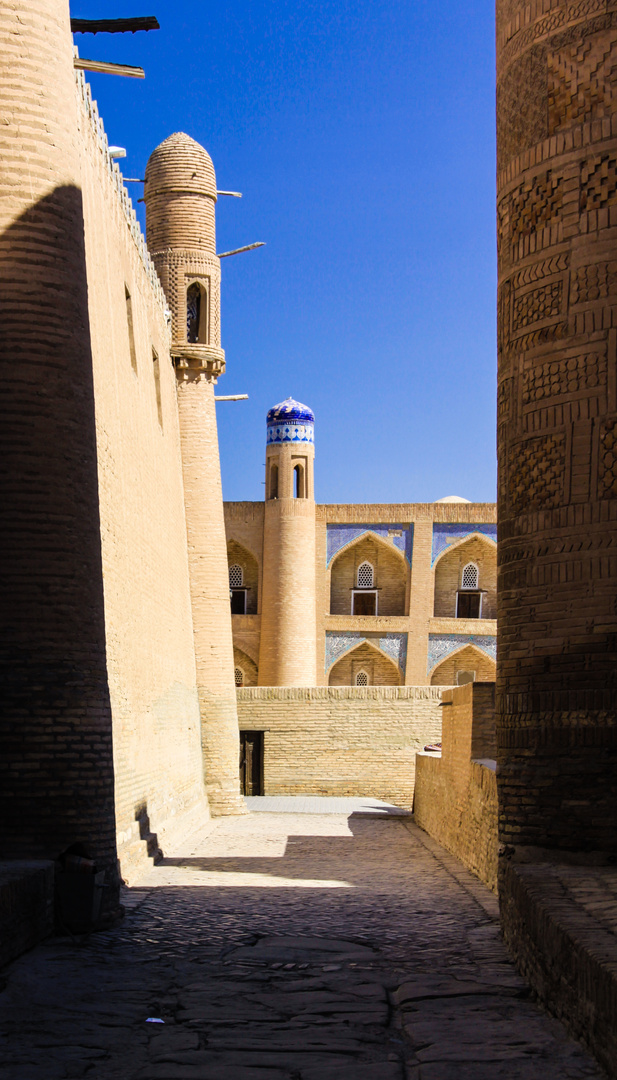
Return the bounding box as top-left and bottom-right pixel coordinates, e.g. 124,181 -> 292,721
496,1 -> 617,857
0,0 -> 119,888
258,398 -> 317,685
144,133 -> 244,815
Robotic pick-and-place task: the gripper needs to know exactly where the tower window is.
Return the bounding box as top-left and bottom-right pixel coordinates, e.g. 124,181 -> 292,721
461,563 -> 479,589
293,463 -> 305,499
355,670 -> 369,686
234,667 -> 244,687
357,562 -> 374,588
187,281 -> 208,344
229,564 -> 243,587
152,347 -> 163,429
269,463 -> 278,500
125,285 -> 137,372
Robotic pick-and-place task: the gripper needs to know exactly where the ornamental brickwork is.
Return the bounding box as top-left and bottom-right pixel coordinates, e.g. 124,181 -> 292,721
496,0 -> 617,856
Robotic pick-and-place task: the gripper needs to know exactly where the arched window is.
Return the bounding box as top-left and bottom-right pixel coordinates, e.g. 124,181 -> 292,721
355,670 -> 369,686
461,563 -> 479,590
293,463 -> 305,499
270,463 -> 278,499
187,282 -> 208,344
229,564 -> 243,587
234,667 -> 244,687
357,562 -> 374,588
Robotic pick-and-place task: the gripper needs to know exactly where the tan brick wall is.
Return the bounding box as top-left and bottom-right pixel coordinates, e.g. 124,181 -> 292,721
237,686 -> 444,809
234,647 -> 258,687
328,642 -> 401,686
414,683 -> 498,890
433,536 -> 497,619
329,535 -> 407,616
430,646 -> 496,686
227,538 -> 259,614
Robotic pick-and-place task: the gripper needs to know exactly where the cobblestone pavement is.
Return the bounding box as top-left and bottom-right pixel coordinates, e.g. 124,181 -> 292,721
0,811 -> 605,1079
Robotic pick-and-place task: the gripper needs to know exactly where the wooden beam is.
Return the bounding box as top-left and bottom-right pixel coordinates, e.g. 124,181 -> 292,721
217,242 -> 265,258
71,17 -> 159,34
74,58 -> 145,79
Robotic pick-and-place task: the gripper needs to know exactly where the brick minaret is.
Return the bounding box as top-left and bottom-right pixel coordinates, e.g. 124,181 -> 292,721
0,0 -> 118,884
496,1 -> 617,857
144,133 -> 244,814
258,399 -> 317,685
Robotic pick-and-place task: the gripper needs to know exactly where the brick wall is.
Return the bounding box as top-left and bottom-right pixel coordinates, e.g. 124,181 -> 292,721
433,536 -> 497,619
430,647 -> 497,686
328,642 -> 401,686
236,686 -> 443,809
329,535 -> 407,616
414,683 -> 498,890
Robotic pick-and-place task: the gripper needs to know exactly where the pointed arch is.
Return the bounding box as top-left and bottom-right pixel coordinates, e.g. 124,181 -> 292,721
329,638 -> 401,686
233,645 -> 258,687
429,643 -> 496,686
433,533 -> 497,620
227,538 -> 259,614
329,532 -> 407,616
432,531 -> 496,570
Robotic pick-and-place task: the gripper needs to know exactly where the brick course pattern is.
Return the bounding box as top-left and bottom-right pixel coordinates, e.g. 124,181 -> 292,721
414,683 -> 498,891
236,686 -> 443,809
496,0 -> 617,857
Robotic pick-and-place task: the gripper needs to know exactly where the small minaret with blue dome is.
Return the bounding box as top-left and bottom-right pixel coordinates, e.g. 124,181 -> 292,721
258,397 -> 317,685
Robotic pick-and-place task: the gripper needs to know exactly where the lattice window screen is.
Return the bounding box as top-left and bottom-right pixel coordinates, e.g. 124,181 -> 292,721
229,564 -> 243,587
357,562 -> 374,588
461,563 -> 479,589
356,670 -> 369,686
234,667 -> 244,687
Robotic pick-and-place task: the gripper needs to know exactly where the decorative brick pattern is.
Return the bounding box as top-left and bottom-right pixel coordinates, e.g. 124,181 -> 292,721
571,261 -> 617,302
548,34 -> 617,132
598,417 -> 617,497
326,523 -> 412,565
512,279 -> 564,330
508,433 -> 565,514
522,350 -> 607,403
580,153 -> 617,211
501,170 -> 564,248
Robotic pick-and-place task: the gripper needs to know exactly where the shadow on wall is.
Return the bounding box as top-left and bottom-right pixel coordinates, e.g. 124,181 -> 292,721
0,186 -> 117,888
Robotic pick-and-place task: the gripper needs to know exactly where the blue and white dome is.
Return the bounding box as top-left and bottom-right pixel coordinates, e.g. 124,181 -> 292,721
266,397 -> 314,445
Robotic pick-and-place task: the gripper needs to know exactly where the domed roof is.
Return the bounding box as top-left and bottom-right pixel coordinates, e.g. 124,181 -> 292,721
144,132 -> 217,200
434,495 -> 471,504
267,397 -> 315,425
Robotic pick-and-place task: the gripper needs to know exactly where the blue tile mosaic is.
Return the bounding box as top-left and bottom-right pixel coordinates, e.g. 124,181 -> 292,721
431,523 -> 497,566
326,524 -> 413,566
325,631 -> 408,674
267,397 -> 314,444
427,633 -> 497,675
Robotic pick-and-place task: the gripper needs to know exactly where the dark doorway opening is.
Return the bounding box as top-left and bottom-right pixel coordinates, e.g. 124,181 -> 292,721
456,591 -> 482,618
230,588 -> 247,614
239,730 -> 264,796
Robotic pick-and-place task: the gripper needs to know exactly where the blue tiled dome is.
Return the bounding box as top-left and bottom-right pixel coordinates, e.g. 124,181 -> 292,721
266,397 -> 315,425
266,397 -> 314,445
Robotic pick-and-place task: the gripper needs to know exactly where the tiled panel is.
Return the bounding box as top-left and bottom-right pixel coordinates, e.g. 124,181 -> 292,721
431,523 -> 497,566
326,524 -> 413,566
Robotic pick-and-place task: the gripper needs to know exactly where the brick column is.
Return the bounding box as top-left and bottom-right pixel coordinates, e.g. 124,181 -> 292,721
0,0 -> 118,883
496,0 -> 617,856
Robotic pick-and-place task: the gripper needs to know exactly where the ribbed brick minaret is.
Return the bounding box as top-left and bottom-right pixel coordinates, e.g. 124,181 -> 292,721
496,2 -> 617,859
258,399 -> 317,685
0,0 -> 118,885
144,133 -> 244,814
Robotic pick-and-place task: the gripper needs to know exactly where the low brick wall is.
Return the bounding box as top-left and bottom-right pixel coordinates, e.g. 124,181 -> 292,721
236,686 -> 443,810
0,861 -> 54,969
413,682 -> 498,890
501,861 -> 617,1080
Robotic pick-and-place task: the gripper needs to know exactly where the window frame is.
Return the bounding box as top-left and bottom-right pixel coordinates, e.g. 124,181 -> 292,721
460,562 -> 479,590
355,669 -> 369,687
356,561 -> 375,588
351,589 -> 378,616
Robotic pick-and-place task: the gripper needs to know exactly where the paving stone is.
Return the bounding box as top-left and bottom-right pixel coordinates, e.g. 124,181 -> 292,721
0,813 -> 605,1079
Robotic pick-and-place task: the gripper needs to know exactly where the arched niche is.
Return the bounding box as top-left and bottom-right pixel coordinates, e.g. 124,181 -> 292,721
233,646 -> 258,687
186,280 -> 209,344
227,539 -> 259,615
429,644 -> 496,686
329,533 -> 407,616
328,640 -> 401,686
433,534 -> 496,620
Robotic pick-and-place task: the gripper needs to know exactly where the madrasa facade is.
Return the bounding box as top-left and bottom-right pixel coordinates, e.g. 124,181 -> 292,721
225,399 -> 497,690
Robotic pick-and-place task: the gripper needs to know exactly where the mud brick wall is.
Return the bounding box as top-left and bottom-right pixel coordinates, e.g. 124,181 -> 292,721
414,683 -> 498,890
236,686 -> 443,809
0,1 -> 119,884
496,0 -> 617,855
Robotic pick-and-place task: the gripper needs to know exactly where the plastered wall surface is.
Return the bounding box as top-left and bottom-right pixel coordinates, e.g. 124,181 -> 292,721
236,686 -> 443,809
77,84 -> 210,878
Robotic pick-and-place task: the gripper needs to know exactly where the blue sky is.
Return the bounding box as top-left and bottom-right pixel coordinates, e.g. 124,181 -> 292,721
73,0 -> 497,504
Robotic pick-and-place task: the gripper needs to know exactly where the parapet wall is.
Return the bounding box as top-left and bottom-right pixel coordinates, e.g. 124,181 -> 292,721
236,686 -> 443,808
414,683 -> 498,890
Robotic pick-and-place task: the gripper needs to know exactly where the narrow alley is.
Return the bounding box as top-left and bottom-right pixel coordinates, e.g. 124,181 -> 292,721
0,802 -> 604,1079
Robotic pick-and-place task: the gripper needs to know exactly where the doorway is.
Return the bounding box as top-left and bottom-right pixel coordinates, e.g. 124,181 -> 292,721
239,730 -> 264,796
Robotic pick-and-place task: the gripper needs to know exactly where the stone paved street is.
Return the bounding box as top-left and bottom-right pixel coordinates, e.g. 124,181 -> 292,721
0,806 -> 605,1079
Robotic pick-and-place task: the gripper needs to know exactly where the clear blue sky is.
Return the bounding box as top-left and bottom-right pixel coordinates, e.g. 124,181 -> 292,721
73,0 -> 497,504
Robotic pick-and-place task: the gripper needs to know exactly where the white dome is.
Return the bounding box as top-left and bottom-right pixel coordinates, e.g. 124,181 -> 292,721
434,495 -> 471,504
